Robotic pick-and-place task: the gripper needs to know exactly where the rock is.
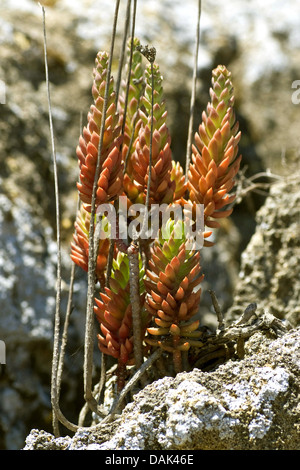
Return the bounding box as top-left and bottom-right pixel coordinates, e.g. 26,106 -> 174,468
0,193 -> 56,450
0,192 -> 88,450
227,177 -> 300,327
23,327 -> 300,450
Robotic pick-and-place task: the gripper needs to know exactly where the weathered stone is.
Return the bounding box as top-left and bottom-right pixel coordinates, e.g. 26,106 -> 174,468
227,178 -> 300,327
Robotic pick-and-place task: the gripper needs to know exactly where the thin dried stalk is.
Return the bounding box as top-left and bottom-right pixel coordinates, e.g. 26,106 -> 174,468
209,289 -> 225,331
103,348 -> 163,422
83,0 -> 121,416
121,0 -> 138,139
185,0 -> 202,181
129,47 -> 155,368
140,50 -> 156,236
42,6 -> 94,435
115,0 -> 132,105
57,114 -> 83,399
41,5 -> 62,437
128,242 -> 143,368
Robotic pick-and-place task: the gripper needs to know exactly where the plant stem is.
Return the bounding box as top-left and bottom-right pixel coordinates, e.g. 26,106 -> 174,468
41,5 -> 62,437
115,0 -> 132,105
128,242 -> 143,368
121,0 -> 138,139
185,0 -> 202,182
141,57 -> 155,237
84,0 -> 120,416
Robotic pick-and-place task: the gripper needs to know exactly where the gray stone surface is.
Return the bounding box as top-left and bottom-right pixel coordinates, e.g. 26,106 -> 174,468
227,177 -> 300,327
0,194 -> 56,449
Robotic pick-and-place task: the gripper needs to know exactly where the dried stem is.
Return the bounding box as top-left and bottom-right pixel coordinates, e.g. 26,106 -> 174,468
125,46 -> 156,369
185,0 -> 202,181
141,53 -> 155,237
83,0 -> 121,416
121,0 -> 138,139
115,0 -> 132,105
128,242 -> 143,368
193,305 -> 288,371
41,4 -> 62,437
56,224 -> 77,398
58,118 -> 83,391
209,289 -> 225,331
123,81 -> 145,173
104,348 -> 163,421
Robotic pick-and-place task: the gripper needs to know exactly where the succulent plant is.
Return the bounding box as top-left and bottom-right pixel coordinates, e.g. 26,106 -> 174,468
70,45 -> 242,389
120,37 -> 145,171
76,51 -> 124,212
188,65 -> 241,230
94,251 -> 149,390
70,205 -> 110,287
144,219 -> 204,373
124,60 -> 175,206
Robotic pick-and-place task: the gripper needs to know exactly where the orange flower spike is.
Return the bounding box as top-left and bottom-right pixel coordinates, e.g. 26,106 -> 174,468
76,51 -> 123,211
188,65 -> 242,227
125,59 -> 175,206
145,220 -> 203,374
70,205 -> 110,285
94,252 -> 149,391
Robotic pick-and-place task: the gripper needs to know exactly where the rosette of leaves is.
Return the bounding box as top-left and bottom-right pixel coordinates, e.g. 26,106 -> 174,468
76,51 -> 124,212
188,65 -> 241,230
94,251 -> 149,391
144,219 -> 204,374
70,205 -> 110,287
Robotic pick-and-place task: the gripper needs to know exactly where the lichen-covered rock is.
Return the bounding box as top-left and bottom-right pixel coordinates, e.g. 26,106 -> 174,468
23,327 -> 300,450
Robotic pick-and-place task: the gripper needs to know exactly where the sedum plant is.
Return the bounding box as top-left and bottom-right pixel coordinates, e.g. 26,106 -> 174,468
41,1 -> 289,437
70,39 -> 242,391
144,219 -> 204,374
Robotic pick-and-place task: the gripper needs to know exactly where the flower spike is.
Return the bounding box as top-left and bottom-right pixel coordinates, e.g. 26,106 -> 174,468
124,61 -> 175,206
188,65 -> 241,229
94,251 -> 150,390
70,205 -> 110,287
144,220 -> 204,374
76,51 -> 124,212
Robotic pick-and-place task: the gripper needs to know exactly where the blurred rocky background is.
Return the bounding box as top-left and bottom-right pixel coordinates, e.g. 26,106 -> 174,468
0,0 -> 299,449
